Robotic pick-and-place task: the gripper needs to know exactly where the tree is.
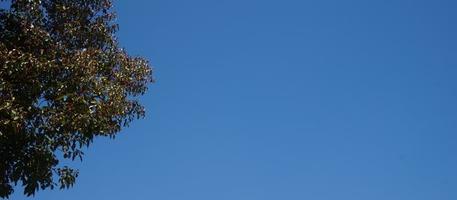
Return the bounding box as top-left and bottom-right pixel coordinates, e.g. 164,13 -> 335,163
0,0 -> 153,198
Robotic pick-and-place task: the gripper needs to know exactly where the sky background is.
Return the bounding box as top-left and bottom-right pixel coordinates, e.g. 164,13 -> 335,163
11,0 -> 457,199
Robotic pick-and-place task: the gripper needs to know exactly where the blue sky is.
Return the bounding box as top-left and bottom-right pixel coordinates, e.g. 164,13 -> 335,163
12,0 -> 457,199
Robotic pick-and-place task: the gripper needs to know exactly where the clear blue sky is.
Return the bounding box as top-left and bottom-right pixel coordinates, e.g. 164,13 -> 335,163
13,0 -> 457,199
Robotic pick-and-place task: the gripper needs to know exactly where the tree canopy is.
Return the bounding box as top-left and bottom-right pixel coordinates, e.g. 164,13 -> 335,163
0,0 -> 153,198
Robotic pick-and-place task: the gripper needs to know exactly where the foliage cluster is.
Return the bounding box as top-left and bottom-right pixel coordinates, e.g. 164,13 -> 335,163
0,0 -> 153,198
